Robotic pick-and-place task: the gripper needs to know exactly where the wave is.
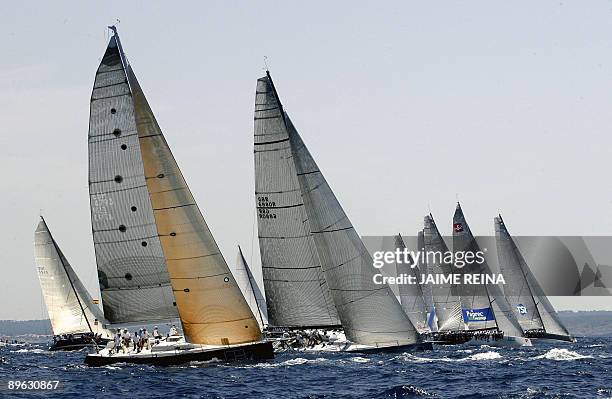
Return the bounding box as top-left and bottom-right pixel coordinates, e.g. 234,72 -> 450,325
238,357 -> 328,369
530,348 -> 592,361
376,385 -> 437,397
11,348 -> 47,354
350,356 -> 370,363
395,351 -> 502,363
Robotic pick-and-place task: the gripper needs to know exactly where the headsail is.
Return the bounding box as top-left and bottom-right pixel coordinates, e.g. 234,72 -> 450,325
394,234 -> 429,333
423,214 -> 464,331
235,246 -> 268,329
254,73 -> 340,328
34,218 -> 110,337
495,215 -> 571,338
89,28 -> 261,345
286,105 -> 419,346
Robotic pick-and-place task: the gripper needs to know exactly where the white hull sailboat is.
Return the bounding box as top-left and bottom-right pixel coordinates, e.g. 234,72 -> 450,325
84,27 -> 272,366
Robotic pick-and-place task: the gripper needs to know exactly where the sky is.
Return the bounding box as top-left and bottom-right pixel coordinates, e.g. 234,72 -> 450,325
2,1 -> 612,320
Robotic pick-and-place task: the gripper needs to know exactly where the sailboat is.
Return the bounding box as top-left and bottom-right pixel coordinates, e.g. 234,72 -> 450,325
452,204 -> 531,347
84,27 -> 273,366
394,234 -> 430,333
234,246 -> 268,329
423,214 -> 468,344
255,71 -> 430,352
34,217 -> 112,351
495,215 -> 575,343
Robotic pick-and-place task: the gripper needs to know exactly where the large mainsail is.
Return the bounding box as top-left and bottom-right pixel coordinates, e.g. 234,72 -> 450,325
235,246 -> 268,329
286,104 -> 419,346
453,204 -> 525,337
394,234 -> 429,333
495,215 -> 571,338
253,73 -> 340,328
423,214 -> 464,331
34,218 -> 109,337
89,28 -> 261,345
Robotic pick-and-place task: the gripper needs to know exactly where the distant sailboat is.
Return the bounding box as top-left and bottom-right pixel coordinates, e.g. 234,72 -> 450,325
495,215 -> 574,343
34,217 -> 112,350
394,234 -> 430,333
452,204 -> 531,346
424,214 -> 465,334
84,27 -> 273,365
255,71 -> 430,351
234,246 -> 268,329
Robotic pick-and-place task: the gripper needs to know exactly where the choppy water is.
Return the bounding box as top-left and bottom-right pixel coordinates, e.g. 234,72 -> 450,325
0,337 -> 610,398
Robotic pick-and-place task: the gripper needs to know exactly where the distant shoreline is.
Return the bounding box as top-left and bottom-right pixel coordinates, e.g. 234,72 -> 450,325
1,311 -> 611,337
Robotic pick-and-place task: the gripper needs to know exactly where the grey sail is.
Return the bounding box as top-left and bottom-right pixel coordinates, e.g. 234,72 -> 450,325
452,203 -> 496,330
88,34 -> 179,325
495,216 -> 571,338
453,204 -> 524,337
394,234 -> 429,333
423,214 -> 464,332
34,218 -> 110,337
288,114 -> 419,346
254,74 -> 340,328
418,230 -> 436,330
495,216 -> 544,331
235,246 -> 269,329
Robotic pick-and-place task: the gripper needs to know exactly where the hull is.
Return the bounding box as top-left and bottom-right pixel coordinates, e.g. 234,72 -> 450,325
527,332 -> 576,343
85,341 -> 274,367
50,336 -> 111,352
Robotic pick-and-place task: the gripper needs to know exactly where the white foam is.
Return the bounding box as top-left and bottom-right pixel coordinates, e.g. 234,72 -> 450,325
11,348 -> 46,354
531,348 -> 592,361
466,351 -> 502,361
350,356 -> 370,363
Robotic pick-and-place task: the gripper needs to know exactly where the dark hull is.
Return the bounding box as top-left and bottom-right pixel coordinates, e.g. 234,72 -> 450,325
526,331 -> 575,342
50,337 -> 111,352
84,341 -> 274,367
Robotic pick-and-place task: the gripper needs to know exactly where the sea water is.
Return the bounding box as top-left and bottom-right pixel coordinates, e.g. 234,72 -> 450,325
0,337 -> 609,398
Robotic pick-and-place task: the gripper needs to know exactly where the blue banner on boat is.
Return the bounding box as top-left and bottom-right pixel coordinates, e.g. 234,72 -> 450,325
463,308 -> 494,322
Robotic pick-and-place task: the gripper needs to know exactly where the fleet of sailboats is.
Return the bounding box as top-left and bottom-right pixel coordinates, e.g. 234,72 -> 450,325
31,26 -> 575,366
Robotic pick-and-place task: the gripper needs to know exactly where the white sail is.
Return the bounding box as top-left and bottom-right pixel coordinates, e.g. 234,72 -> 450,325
234,246 -> 268,329
424,214 -> 464,332
287,112 -> 419,346
34,218 -> 111,337
254,74 -> 340,328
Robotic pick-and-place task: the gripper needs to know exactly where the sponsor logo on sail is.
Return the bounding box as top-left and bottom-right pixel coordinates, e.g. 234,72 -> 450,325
453,223 -> 464,233
462,308 -> 494,322
516,304 -> 528,315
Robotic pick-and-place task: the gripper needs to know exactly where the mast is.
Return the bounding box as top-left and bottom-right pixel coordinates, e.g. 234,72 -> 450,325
41,217 -> 93,334
238,246 -> 266,328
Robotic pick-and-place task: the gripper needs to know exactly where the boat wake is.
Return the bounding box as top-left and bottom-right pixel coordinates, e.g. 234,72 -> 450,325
394,350 -> 502,363
11,348 -> 47,354
530,348 -> 592,361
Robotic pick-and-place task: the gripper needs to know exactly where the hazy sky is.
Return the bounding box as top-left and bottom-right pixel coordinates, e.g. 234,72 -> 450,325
2,1 -> 612,320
